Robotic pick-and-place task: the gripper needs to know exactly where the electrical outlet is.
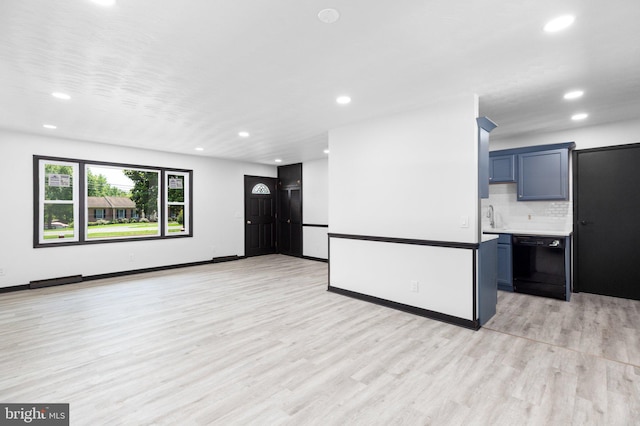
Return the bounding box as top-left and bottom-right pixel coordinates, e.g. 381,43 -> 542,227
0,267 -> 5,276
128,253 -> 134,262
410,280 -> 419,293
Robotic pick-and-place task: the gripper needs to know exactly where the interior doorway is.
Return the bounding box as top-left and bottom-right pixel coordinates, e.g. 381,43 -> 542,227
244,176 -> 277,257
277,163 -> 302,257
573,143 -> 640,300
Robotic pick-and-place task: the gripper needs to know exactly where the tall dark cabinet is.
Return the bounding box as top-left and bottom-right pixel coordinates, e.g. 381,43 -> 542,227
277,163 -> 302,257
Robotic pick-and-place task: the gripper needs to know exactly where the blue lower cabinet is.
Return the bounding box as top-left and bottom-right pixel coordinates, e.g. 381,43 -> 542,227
496,234 -> 513,291
478,238 -> 498,326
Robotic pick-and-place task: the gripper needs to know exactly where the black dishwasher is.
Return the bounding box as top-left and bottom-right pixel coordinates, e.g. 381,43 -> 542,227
512,235 -> 567,300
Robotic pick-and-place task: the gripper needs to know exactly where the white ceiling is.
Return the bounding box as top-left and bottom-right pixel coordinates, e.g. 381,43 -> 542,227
1,0 -> 639,165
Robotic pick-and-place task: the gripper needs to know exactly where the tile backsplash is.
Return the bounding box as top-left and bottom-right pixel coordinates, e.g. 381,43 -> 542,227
481,183 -> 572,231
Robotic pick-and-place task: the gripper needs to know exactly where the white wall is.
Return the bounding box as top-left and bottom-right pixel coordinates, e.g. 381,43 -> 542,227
302,158 -> 328,259
328,95 -> 480,321
0,130 -> 275,288
329,96 -> 480,243
491,117 -> 640,151
330,238 -> 474,320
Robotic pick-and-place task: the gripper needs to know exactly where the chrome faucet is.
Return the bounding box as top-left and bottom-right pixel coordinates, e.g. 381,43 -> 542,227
487,205 -> 495,228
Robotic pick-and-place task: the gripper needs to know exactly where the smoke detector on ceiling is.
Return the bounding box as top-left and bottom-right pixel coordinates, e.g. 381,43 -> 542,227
318,9 -> 340,24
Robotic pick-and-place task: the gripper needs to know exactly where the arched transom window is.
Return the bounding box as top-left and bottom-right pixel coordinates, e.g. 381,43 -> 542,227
251,183 -> 271,194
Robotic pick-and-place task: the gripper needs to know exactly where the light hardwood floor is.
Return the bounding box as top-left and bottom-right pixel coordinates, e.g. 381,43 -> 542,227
0,255 -> 638,425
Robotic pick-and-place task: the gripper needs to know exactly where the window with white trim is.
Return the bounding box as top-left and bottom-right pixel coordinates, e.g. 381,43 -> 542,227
166,172 -> 190,235
34,156 -> 192,247
38,160 -> 79,244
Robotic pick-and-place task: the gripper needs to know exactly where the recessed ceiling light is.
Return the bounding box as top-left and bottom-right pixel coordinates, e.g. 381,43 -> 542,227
318,8 -> 340,24
563,90 -> 584,100
43,124 -> 57,129
90,0 -> 116,7
275,159 -> 283,163
336,96 -> 351,105
571,113 -> 588,121
195,147 -> 204,151
544,15 -> 575,33
51,92 -> 71,100
323,149 -> 330,154
238,131 -> 250,138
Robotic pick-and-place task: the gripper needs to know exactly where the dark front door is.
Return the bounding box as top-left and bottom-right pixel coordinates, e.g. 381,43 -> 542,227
244,176 -> 277,257
574,143 -> 640,300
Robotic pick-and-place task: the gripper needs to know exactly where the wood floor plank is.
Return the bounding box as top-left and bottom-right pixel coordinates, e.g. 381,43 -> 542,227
1,255 -> 639,425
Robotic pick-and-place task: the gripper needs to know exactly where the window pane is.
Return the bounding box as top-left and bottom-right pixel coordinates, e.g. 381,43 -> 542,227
87,220 -> 159,239
166,171 -> 189,236
43,204 -> 75,240
168,205 -> 185,233
39,160 -> 78,245
86,165 -> 160,239
124,169 -> 159,221
45,164 -> 74,201
168,175 -> 184,202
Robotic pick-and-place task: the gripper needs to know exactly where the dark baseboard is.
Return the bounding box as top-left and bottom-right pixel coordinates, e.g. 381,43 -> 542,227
302,255 -> 328,263
83,260 -> 215,282
0,284 -> 30,294
30,275 -> 83,289
3,256 -> 245,293
212,255 -> 245,263
327,285 -> 479,330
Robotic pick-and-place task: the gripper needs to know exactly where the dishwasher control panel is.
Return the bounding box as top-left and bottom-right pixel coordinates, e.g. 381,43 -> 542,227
512,236 -> 564,249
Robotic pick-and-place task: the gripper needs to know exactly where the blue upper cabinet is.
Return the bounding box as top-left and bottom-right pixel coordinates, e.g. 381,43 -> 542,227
477,117 -> 498,199
518,148 -> 569,200
489,154 -> 516,183
490,142 -> 575,201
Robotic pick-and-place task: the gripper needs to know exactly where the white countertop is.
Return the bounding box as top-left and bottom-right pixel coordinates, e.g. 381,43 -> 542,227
481,234 -> 499,242
483,227 -> 572,237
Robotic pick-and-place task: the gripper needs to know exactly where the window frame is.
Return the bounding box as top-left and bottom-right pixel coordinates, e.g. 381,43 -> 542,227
34,155 -> 193,248
85,164 -> 162,242
165,171 -> 190,236
37,159 -> 80,245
